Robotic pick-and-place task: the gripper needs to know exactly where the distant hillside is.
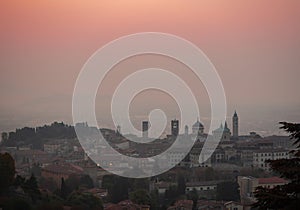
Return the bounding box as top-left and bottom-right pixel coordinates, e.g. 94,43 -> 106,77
1,122 -> 76,149
0,122 -> 128,150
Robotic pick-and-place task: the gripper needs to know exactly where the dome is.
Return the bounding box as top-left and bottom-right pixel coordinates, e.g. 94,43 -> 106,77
214,122 -> 230,133
193,120 -> 204,128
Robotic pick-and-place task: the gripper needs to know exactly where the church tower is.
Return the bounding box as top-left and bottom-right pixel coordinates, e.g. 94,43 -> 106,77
232,111 -> 239,139
171,119 -> 179,137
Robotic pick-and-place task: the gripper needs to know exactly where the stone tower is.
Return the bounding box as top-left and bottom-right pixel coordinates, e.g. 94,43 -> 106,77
232,110 -> 239,139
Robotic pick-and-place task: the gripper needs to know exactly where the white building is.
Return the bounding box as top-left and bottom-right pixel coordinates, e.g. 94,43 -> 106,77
253,149 -> 290,171
192,119 -> 204,136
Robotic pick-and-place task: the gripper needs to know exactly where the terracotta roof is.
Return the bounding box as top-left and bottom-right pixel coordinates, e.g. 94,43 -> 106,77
258,177 -> 288,185
42,162 -> 83,175
175,200 -> 193,205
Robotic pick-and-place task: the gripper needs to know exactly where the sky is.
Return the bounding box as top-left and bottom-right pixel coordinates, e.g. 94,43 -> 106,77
0,0 -> 300,136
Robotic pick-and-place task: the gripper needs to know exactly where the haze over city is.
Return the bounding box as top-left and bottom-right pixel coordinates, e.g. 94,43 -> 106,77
1,0 -> 299,136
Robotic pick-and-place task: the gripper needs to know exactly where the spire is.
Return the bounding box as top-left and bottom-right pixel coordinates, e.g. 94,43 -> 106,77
233,110 -> 238,117
224,121 -> 228,129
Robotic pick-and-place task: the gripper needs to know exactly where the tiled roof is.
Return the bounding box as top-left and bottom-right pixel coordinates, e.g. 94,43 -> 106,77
42,162 -> 83,175
258,177 -> 288,184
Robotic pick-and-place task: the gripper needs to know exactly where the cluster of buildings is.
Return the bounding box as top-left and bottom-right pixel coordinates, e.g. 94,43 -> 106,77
238,176 -> 289,206
0,110 -> 295,209
111,111 -> 291,171
139,110 -> 238,140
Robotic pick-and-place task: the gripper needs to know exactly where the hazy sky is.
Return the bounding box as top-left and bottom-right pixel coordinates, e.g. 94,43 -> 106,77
1,0 -> 299,136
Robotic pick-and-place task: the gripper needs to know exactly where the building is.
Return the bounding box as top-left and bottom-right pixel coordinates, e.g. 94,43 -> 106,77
192,119 -> 204,136
41,160 -> 84,186
232,111 -> 239,140
43,143 -> 61,154
105,200 -> 150,210
196,200 -> 226,210
168,200 -> 193,210
224,201 -> 243,210
213,122 -> 231,142
171,119 -> 179,137
142,121 -> 149,138
238,176 -> 288,204
116,125 -> 121,135
184,125 -> 189,135
167,148 -> 187,167
253,149 -> 290,171
189,147 -> 212,167
186,181 -> 218,192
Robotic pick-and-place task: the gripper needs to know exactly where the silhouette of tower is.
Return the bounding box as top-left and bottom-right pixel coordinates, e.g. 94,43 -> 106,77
232,111 -> 239,139
184,125 -> 189,135
171,119 -> 179,137
116,125 -> 121,135
142,121 -> 149,138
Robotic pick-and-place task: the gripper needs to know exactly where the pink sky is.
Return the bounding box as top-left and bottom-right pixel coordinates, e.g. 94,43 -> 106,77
0,0 -> 299,135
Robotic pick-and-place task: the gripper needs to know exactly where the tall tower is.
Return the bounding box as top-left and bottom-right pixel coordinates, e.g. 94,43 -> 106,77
142,121 -> 149,138
116,125 -> 121,135
232,111 -> 239,139
171,119 -> 179,137
184,125 -> 189,135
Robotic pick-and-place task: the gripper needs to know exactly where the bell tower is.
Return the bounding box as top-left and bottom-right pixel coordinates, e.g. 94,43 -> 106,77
232,110 -> 239,139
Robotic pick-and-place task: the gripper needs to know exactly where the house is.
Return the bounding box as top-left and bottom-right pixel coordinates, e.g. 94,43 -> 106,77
196,200 -> 226,210
41,160 -> 84,186
224,201 -> 243,210
253,149 -> 290,171
105,200 -> 150,210
168,200 -> 193,210
237,176 -> 288,204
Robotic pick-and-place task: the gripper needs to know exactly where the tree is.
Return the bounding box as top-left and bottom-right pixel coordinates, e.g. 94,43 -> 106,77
187,188 -> 198,210
0,152 -> 15,194
165,185 -> 179,202
79,174 -> 94,189
129,189 -> 151,205
216,181 -> 240,201
3,198 -> 31,210
101,175 -> 115,190
67,191 -> 103,210
14,175 -> 25,187
38,177 -> 57,192
254,122 -> 300,210
1,132 -> 8,143
23,174 -> 41,203
60,177 -> 69,199
177,174 -> 186,195
63,174 -> 94,194
149,189 -> 159,210
109,177 -> 129,203
65,174 -> 80,193
132,178 -> 149,191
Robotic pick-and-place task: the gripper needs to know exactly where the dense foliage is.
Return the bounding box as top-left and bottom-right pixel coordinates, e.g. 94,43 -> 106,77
1,122 -> 76,149
254,122 -> 300,210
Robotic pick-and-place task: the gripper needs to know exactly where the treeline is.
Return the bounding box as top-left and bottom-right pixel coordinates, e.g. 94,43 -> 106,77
0,152 -> 103,210
1,122 -> 76,149
100,173 -> 238,210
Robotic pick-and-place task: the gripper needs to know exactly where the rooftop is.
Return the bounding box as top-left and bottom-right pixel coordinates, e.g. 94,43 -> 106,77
258,177 -> 288,185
